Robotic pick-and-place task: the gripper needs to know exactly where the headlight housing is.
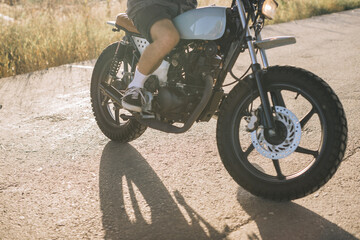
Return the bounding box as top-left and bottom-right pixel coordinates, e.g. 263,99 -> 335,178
261,0 -> 278,20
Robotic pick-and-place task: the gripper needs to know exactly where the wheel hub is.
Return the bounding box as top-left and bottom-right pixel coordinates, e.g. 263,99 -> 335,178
250,106 -> 302,159
264,120 -> 288,145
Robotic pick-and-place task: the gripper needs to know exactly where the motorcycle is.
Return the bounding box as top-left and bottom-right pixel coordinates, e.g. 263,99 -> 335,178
90,0 -> 348,201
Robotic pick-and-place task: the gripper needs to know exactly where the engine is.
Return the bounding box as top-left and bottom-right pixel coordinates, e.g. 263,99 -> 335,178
144,41 -> 222,122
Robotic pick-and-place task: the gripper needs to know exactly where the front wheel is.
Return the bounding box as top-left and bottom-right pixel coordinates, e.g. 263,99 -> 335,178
216,66 -> 347,201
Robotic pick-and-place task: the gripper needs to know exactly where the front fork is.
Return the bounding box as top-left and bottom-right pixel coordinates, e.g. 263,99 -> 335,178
236,0 -> 275,130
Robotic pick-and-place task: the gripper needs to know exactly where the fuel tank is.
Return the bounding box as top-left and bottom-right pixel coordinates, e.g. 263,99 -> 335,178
173,6 -> 227,40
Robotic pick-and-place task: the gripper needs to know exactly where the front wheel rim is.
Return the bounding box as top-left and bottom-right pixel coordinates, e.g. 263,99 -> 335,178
232,83 -> 327,182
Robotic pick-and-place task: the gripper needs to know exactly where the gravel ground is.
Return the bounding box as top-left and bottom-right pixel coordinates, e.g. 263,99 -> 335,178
0,9 -> 359,240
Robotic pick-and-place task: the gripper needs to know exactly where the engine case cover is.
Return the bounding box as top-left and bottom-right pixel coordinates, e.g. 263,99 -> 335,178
156,87 -> 187,114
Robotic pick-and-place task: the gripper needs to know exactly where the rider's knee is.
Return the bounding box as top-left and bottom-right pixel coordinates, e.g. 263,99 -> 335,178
151,20 -> 180,49
163,31 -> 180,48
154,31 -> 180,53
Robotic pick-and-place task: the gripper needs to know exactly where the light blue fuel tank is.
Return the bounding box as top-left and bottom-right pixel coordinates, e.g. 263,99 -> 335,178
173,6 -> 227,40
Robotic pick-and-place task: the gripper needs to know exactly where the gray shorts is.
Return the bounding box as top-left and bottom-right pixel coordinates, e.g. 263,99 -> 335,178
131,4 -> 180,42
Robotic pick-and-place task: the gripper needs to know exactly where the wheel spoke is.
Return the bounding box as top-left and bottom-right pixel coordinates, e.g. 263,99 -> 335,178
271,90 -> 286,107
101,94 -> 110,106
115,109 -> 120,125
244,144 -> 254,157
272,159 -> 285,180
300,107 -> 316,128
295,146 -> 319,158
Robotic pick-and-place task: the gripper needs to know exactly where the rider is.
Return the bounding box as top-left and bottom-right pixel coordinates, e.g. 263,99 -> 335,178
122,0 -> 198,112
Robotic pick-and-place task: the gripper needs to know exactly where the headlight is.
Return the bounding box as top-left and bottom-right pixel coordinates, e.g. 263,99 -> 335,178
262,0 -> 278,20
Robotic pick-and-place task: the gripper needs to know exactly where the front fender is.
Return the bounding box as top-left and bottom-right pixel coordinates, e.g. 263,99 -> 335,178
254,36 -> 296,50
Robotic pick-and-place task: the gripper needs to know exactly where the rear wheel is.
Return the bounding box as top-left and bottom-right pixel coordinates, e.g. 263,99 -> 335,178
90,42 -> 147,142
216,66 -> 347,201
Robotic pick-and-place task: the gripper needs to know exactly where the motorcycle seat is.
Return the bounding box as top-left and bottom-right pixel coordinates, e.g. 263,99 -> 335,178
116,13 -> 140,34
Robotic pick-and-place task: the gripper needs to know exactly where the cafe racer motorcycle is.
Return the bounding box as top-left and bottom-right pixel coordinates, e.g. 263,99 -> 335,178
90,0 -> 348,200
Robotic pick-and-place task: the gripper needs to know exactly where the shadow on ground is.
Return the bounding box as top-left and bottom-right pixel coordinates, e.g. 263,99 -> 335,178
98,141 -> 357,240
99,141 -> 225,240
237,189 -> 357,240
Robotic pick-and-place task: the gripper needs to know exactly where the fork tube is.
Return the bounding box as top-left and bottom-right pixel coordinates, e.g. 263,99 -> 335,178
236,0 -> 258,64
236,0 -> 274,129
257,33 -> 269,68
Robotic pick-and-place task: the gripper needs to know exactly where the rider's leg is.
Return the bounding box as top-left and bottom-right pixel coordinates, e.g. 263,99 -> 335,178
138,19 -> 180,75
123,19 -> 180,112
127,18 -> 179,88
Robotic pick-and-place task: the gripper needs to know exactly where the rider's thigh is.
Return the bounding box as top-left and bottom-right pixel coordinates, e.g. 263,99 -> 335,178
150,19 -> 180,47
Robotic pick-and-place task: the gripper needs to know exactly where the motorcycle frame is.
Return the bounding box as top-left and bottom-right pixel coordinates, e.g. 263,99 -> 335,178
106,0 -> 296,131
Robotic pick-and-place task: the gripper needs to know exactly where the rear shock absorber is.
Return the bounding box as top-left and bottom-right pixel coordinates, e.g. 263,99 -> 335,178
109,41 -> 127,79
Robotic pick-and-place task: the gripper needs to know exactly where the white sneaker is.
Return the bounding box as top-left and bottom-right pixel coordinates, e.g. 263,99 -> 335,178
121,87 -> 145,112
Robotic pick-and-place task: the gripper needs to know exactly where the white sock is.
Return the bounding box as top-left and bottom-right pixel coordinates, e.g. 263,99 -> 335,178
128,68 -> 149,88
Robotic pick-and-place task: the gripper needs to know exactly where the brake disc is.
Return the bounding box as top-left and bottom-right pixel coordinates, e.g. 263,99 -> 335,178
250,106 -> 302,159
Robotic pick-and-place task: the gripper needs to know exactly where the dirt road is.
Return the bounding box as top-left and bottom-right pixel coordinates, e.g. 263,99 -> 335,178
1,9 -> 359,240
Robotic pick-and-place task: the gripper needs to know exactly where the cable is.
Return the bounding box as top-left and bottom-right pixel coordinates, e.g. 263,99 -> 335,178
222,65 -> 251,87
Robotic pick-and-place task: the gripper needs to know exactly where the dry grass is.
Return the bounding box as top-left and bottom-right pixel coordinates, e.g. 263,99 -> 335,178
271,0 -> 360,24
0,0 -> 125,78
1,0 -> 360,78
